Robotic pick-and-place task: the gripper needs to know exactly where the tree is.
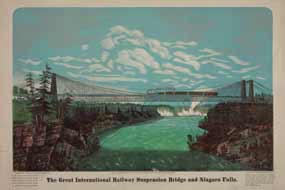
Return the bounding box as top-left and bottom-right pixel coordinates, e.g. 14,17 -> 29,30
25,72 -> 35,99
57,93 -> 73,120
35,64 -> 52,124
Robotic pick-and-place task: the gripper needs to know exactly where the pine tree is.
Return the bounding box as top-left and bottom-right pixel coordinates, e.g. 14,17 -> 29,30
35,64 -> 52,123
57,93 -> 73,120
25,72 -> 38,125
25,72 -> 35,99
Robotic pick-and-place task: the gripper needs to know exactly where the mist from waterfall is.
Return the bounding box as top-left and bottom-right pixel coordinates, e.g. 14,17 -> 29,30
157,102 -> 206,117
157,106 -> 174,116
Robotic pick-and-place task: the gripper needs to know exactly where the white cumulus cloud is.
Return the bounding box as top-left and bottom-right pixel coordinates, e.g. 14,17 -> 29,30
101,37 -> 115,49
116,50 -> 147,74
147,39 -> 170,59
173,51 -> 200,70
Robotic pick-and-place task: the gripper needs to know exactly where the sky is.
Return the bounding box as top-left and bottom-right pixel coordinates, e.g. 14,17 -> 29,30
13,8 -> 272,93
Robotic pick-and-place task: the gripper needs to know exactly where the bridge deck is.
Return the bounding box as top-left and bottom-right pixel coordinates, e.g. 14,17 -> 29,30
57,94 -> 269,103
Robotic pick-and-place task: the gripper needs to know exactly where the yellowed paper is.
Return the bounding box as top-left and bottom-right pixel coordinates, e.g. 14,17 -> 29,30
1,0 -> 285,190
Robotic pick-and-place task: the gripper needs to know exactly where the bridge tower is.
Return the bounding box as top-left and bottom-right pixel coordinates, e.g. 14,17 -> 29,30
241,80 -> 247,101
248,80 -> 254,102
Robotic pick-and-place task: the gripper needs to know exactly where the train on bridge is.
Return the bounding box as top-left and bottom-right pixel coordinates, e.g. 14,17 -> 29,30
146,88 -> 218,96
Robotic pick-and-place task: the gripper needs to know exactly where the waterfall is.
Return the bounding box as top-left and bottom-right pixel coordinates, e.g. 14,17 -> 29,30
157,107 -> 174,116
157,102 -> 206,117
177,102 -> 206,116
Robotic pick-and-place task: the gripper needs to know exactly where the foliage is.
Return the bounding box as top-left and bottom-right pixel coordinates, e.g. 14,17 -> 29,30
25,72 -> 35,97
57,93 -> 73,120
13,99 -> 32,124
14,64 -> 73,125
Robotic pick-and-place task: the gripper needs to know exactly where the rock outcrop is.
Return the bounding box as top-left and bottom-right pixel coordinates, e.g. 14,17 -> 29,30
13,104 -> 161,171
191,102 -> 273,170
13,121 -> 100,171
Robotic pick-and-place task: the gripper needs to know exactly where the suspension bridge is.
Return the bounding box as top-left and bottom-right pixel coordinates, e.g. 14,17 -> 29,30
52,73 -> 272,104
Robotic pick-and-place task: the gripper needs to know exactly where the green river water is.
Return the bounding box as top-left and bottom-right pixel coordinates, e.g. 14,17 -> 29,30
78,116 -> 247,171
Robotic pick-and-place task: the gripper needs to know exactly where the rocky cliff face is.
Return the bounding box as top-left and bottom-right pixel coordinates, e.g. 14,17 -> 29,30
191,102 -> 273,170
64,104 -> 161,135
13,104 -> 161,171
14,122 -> 63,171
13,121 -> 100,171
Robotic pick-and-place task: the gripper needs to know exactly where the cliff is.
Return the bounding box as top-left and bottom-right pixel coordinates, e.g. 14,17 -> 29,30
191,102 -> 273,170
63,103 -> 161,135
13,103 -> 161,171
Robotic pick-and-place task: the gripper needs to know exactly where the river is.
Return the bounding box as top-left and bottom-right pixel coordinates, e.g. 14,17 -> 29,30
78,116 -> 247,171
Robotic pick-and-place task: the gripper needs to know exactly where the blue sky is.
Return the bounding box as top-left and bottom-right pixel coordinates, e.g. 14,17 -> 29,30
13,8 -> 272,93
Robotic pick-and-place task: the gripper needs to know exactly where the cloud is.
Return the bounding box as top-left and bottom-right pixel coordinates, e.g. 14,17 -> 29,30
197,48 -> 221,59
125,38 -> 144,46
78,63 -> 112,74
81,44 -> 89,51
147,39 -> 170,59
116,50 -> 147,74
107,60 -> 114,69
105,25 -> 171,59
195,85 -> 213,91
164,41 -> 198,48
23,69 -> 42,75
108,25 -> 132,36
228,55 -> 250,66
117,66 -> 122,71
153,69 -> 176,75
210,57 -> 229,63
113,35 -> 127,44
115,48 -> 160,74
256,76 -> 266,80
193,80 -> 205,85
174,84 -> 193,89
107,25 -> 146,47
125,71 -> 136,75
201,60 -> 232,70
218,70 -> 229,75
49,56 -> 75,62
162,63 -> 216,79
83,75 -> 148,83
242,75 -> 251,79
101,37 -> 115,49
89,64 -> 112,73
101,51 -> 110,62
173,51 -> 200,70
162,78 -> 178,85
128,48 -> 160,69
182,78 -> 189,82
170,45 -> 187,49
68,71 -> 147,83
200,48 -> 220,55
233,65 -> 260,73
163,63 -> 192,75
48,56 -> 97,63
109,25 -> 144,38
18,58 -> 41,65
53,62 -> 83,69
67,72 -> 80,78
